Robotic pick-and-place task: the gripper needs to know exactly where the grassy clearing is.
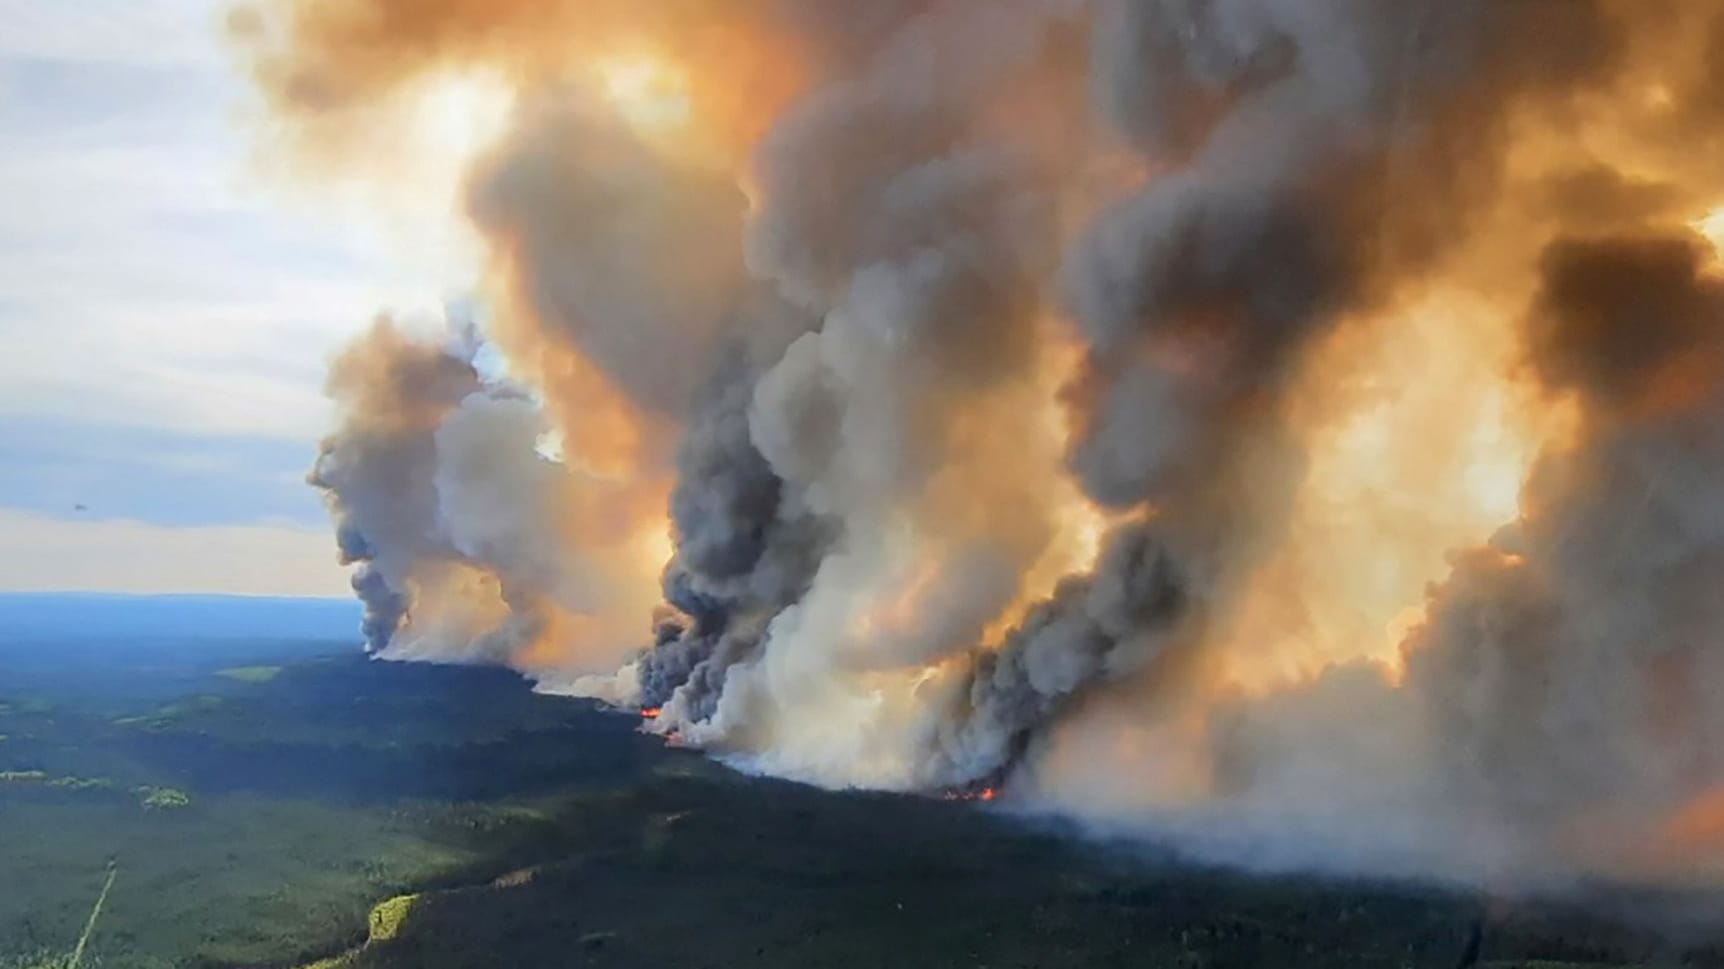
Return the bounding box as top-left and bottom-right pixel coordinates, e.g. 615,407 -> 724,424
0,774 -> 114,792
111,695 -> 226,731
133,786 -> 190,810
366,895 -> 419,943
216,666 -> 283,684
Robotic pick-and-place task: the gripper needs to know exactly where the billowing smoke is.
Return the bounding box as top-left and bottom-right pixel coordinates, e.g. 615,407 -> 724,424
308,318 -> 668,677
307,319 -> 483,653
253,0 -> 1724,889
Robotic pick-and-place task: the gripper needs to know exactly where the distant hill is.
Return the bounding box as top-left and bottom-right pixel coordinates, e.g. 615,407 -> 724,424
0,592 -> 360,643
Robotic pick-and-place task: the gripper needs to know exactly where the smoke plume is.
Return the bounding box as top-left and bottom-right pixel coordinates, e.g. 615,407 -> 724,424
256,0 -> 1724,889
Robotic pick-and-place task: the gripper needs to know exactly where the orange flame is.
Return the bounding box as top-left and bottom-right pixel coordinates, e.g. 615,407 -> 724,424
640,707 -> 661,720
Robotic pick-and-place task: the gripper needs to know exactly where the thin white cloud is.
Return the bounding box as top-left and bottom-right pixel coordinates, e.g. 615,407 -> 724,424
0,508 -> 349,597
0,3 -> 494,597
0,0 -> 476,442
0,0 -> 223,68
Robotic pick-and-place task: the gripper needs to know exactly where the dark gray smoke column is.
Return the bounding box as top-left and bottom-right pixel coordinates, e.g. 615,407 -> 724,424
924,0 -> 1630,789
308,319 -> 483,651
637,332 -> 835,715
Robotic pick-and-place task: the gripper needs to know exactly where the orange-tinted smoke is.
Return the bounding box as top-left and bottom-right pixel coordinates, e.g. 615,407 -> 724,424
231,0 -> 809,164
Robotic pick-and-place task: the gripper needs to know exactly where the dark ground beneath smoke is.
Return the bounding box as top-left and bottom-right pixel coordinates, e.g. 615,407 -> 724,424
2,625 -> 1721,969
322,771 -> 1724,969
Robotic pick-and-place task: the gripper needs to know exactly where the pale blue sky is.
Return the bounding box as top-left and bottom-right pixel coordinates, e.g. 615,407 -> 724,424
0,1 -> 477,595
